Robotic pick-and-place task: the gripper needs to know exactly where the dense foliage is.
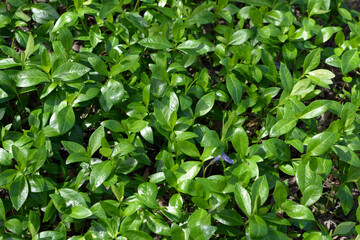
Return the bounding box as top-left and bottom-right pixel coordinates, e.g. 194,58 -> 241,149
1,0 -> 360,239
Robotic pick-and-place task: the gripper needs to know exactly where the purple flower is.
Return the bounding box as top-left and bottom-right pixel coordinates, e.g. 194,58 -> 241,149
212,152 -> 234,164
274,62 -> 280,71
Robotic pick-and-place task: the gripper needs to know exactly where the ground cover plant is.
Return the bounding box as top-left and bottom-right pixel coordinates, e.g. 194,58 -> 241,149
1,0 -> 360,239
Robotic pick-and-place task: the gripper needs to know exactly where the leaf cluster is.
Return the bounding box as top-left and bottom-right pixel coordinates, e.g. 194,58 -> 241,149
1,0 -> 360,239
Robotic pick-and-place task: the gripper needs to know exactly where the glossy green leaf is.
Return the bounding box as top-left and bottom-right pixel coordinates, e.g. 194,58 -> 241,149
213,209 -> 244,226
303,48 -> 322,73
139,36 -> 173,49
90,160 -> 113,190
283,200 -> 315,220
0,148 -> 12,166
300,100 -> 332,119
124,230 -> 153,240
53,62 -> 90,81
177,141 -> 200,157
70,206 -> 93,219
15,69 -> 49,87
337,184 -> 353,215
301,184 -> 323,207
332,145 -> 360,167
174,161 -> 201,183
341,49 -> 360,75
273,180 -> 287,206
251,175 -> 269,208
10,175 -> 29,211
229,29 -> 253,45
99,78 -> 125,112
333,222 -> 356,236
249,215 -> 268,239
234,183 -> 252,217
88,126 -> 105,156
195,92 -> 215,117
135,182 -> 159,209
231,126 -> 249,158
306,132 -> 335,157
226,73 -> 242,104
270,117 -> 298,137
43,106 -> 75,137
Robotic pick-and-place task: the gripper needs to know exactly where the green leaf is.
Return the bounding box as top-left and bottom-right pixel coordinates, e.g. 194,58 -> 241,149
189,225 -> 217,240
62,141 -> 87,155
0,58 -> 21,69
0,148 -> 12,166
99,79 -> 125,112
135,182 -> 159,209
234,183 -> 252,217
10,175 -> 29,211
349,22 -> 360,38
124,230 -> 153,240
52,11 -> 78,32
333,222 -> 356,236
145,211 -> 171,236
0,169 -> 17,187
99,3 -> 120,20
0,15 -> 11,29
226,73 -> 242,104
12,145 -> 27,172
332,145 -> 360,167
177,141 -> 200,158
88,126 -> 105,156
31,3 -> 59,23
279,63 -> 293,94
282,42 -> 297,61
70,206 -> 93,219
301,184 -> 323,207
43,106 -> 75,137
138,36 -> 173,50
4,218 -> 22,235
231,126 -> 248,158
273,180 -> 287,206
53,62 -> 90,81
270,116 -> 298,137
90,160 -> 113,190
300,100 -> 332,119
337,184 -> 353,215
25,33 -> 34,59
171,224 -> 186,240
303,48 -> 322,73
195,92 -> 215,117
196,68 -> 209,91
178,179 -> 205,197
125,12 -> 148,34
177,40 -> 204,55
0,199 -> 5,221
213,209 -> 244,226
15,69 -> 49,87
174,161 -> 201,183
88,56 -> 108,76
229,29 -> 253,45
59,188 -> 87,207
341,49 -> 360,75
283,200 -> 315,220
290,79 -> 312,96
249,215 -> 268,239
263,139 -> 290,162
306,132 -> 335,157
251,175 -> 269,208
341,102 -> 357,130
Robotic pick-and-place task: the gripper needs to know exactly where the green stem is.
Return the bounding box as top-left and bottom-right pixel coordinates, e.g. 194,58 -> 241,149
134,0 -> 140,11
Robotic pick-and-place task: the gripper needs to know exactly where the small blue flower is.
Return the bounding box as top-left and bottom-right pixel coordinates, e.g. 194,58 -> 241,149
212,152 -> 234,164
